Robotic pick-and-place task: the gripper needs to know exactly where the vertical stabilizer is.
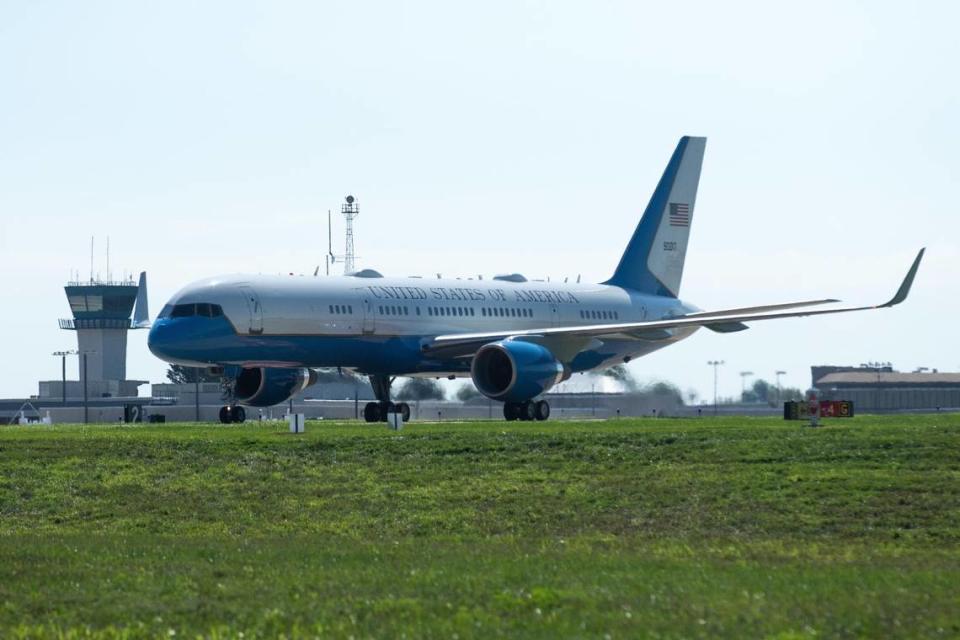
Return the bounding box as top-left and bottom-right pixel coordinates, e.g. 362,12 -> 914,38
132,271 -> 151,328
603,136 -> 706,297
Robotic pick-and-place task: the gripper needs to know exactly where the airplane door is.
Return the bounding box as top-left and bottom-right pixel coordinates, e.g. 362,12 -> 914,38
238,286 -> 264,335
362,298 -> 375,335
550,304 -> 560,327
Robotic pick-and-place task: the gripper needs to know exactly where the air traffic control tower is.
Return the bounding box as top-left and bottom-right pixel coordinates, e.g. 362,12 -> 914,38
54,273 -> 150,397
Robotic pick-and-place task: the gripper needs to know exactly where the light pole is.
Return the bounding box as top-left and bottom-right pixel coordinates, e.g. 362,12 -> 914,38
194,367 -> 200,422
775,370 -> 786,406
80,350 -> 97,424
83,352 -> 89,424
739,371 -> 754,401
52,350 -> 78,406
707,360 -> 724,416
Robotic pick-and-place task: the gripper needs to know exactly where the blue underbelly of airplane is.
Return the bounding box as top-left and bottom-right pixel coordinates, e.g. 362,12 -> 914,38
148,316 -> 670,376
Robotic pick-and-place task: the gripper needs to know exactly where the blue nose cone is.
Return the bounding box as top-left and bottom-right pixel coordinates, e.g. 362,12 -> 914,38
147,319 -> 175,361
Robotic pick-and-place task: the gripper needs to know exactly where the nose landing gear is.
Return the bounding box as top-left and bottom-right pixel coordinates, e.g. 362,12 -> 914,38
503,399 -> 550,421
218,405 -> 246,424
216,375 -> 246,424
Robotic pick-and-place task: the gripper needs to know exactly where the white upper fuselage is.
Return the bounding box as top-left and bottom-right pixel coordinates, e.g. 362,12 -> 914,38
151,272 -> 701,375
167,273 -> 695,335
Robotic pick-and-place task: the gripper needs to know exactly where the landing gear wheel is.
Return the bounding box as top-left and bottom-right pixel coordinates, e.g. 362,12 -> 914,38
381,402 -> 395,422
519,401 -> 537,421
232,406 -> 246,423
534,400 -> 551,421
363,402 -> 381,423
503,402 -> 519,421
219,406 -> 233,424
397,402 -> 411,422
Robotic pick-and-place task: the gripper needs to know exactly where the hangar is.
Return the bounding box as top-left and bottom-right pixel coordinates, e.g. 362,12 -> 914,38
814,365 -> 960,411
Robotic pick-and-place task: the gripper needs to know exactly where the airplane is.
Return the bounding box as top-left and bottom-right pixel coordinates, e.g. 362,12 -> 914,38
148,136 -> 925,423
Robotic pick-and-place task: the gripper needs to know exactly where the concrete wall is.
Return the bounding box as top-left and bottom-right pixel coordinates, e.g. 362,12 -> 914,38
76,329 -> 129,381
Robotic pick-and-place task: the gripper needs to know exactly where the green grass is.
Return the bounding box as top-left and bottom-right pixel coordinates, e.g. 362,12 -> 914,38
1,415 -> 959,638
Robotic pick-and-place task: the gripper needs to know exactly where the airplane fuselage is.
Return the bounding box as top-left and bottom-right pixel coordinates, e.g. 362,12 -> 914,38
148,273 -> 700,377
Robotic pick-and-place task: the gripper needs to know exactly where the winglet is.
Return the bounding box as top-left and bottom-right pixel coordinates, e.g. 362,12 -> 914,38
880,248 -> 925,308
132,271 -> 151,328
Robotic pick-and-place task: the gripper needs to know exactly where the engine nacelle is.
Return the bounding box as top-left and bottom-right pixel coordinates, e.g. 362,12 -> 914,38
234,367 -> 318,407
471,340 -> 565,403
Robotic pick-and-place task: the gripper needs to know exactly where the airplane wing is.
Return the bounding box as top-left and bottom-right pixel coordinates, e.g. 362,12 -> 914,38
422,249 -> 924,358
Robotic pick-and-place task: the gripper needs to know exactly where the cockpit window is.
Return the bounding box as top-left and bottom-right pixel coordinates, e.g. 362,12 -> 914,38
171,303 -> 195,318
158,304 -> 173,319
168,303 -> 224,318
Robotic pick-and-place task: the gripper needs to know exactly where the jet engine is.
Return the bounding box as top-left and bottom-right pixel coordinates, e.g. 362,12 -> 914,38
234,367 -> 318,407
470,340 -> 566,403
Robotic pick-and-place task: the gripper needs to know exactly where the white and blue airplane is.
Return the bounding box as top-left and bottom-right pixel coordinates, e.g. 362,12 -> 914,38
148,136 -> 924,423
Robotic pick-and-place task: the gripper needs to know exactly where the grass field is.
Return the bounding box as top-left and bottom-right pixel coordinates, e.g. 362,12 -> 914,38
1,415 -> 959,638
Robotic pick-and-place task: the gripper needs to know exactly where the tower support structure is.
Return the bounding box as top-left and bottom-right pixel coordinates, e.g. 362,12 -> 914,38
341,195 -> 359,274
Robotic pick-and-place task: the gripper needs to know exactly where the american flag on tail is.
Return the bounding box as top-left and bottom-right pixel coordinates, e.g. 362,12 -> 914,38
669,203 -> 690,227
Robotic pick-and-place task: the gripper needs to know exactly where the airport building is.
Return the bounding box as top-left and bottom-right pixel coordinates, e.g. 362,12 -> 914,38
45,274 -> 150,401
813,365 -> 960,411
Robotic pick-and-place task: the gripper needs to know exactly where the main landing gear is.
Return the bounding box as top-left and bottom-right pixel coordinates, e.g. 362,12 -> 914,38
219,405 -> 246,424
362,374 -> 412,423
503,399 -> 551,421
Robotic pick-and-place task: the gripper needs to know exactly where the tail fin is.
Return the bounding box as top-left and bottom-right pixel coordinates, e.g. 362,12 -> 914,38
132,271 -> 151,328
603,136 -> 706,297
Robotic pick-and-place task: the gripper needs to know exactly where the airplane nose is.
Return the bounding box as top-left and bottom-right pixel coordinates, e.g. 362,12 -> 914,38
147,319 -> 175,359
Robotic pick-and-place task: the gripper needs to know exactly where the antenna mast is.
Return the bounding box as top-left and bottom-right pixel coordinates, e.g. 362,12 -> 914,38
326,210 -> 333,276
341,195 -> 359,274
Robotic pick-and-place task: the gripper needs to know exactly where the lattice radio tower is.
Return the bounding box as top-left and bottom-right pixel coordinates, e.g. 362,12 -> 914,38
341,195 -> 359,274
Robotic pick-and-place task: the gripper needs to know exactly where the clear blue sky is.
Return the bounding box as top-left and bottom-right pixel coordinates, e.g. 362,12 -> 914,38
1,1 -> 957,400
